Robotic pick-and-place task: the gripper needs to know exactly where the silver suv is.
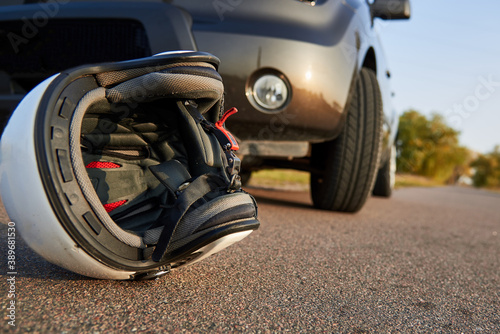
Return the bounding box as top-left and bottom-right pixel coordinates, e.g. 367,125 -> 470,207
0,0 -> 410,212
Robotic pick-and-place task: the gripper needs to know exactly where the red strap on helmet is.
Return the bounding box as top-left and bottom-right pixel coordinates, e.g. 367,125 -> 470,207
86,161 -> 121,169
103,200 -> 127,213
215,107 -> 240,151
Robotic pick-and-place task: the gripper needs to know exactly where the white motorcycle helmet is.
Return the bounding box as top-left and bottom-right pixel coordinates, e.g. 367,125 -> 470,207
0,51 -> 259,280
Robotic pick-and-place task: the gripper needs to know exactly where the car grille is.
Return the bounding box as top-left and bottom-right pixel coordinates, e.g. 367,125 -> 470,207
0,18 -> 152,92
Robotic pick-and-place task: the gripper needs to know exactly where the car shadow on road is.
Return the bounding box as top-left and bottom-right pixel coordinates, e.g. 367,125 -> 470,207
244,186 -> 315,210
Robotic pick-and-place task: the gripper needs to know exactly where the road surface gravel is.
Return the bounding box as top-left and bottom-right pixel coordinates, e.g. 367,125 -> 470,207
1,186 -> 499,333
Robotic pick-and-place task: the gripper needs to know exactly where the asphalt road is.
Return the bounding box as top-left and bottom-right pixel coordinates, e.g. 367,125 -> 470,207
1,186 -> 499,333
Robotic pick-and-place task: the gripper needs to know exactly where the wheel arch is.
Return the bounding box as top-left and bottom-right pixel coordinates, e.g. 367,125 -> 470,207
361,47 -> 377,74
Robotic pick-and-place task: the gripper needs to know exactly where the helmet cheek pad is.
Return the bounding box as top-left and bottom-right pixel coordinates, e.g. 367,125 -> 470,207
1,52 -> 259,280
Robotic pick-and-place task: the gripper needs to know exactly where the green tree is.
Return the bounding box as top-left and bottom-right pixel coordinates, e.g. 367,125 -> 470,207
471,146 -> 500,188
397,110 -> 469,183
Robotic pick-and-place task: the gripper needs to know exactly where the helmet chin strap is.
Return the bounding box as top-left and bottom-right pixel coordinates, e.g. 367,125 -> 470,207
151,173 -> 228,262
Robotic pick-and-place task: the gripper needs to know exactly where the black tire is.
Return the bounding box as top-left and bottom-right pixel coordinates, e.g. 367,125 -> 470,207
372,144 -> 396,197
310,68 -> 382,212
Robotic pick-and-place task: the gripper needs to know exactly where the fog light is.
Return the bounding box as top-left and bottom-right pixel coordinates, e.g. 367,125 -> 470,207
251,74 -> 289,110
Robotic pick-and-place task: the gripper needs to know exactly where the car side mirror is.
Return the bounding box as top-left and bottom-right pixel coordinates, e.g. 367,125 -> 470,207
371,0 -> 411,20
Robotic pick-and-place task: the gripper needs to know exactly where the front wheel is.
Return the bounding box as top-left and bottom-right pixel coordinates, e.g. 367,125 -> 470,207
310,68 -> 383,212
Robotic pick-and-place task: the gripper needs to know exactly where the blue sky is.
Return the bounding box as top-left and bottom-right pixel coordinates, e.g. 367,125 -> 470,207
378,0 -> 500,153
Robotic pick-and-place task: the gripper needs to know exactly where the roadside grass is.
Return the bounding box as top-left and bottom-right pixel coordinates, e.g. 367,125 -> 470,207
247,169 -> 309,191
246,170 -> 499,195
247,169 -> 444,191
394,173 -> 443,189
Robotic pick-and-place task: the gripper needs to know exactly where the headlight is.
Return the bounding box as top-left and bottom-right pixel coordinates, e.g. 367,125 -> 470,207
247,70 -> 291,112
